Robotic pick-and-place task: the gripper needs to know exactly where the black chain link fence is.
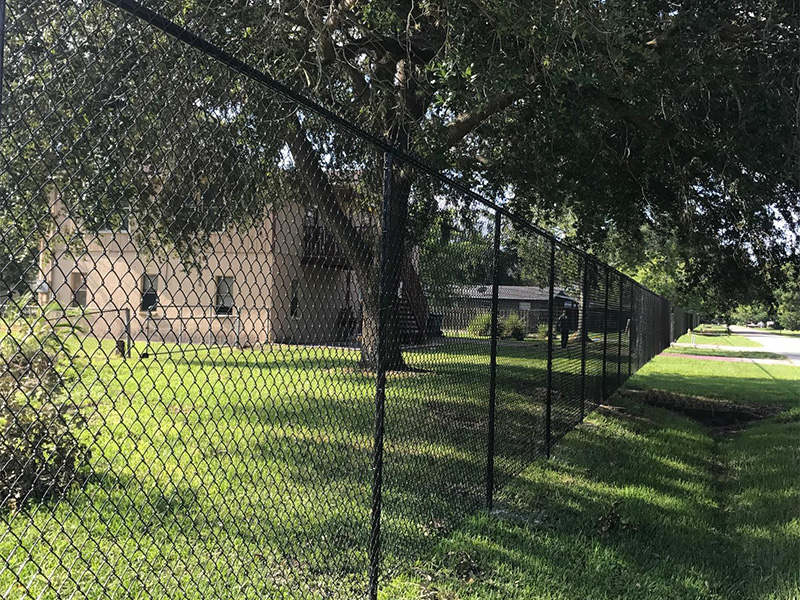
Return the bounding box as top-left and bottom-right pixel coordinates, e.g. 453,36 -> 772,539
1,1 -> 699,598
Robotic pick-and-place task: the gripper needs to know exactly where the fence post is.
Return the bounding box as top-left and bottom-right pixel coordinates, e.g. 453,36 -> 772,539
579,256 -> 589,421
544,240 -> 556,458
124,308 -> 132,358
628,284 -> 635,377
0,0 -> 6,124
616,273 -> 623,388
601,266 -> 610,401
234,307 -> 241,349
486,211 -> 501,512
367,151 -> 393,600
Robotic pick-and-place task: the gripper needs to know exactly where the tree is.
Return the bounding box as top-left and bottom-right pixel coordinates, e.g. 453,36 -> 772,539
477,2 -> 800,311
4,0 -> 798,366
777,264 -> 800,330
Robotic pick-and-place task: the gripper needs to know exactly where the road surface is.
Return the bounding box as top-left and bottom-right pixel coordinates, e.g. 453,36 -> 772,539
729,325 -> 800,367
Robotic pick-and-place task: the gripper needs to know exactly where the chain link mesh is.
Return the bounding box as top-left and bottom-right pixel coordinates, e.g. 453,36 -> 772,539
1,1 -> 696,598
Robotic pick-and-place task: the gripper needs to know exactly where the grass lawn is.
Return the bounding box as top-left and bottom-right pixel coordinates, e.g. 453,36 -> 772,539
4,331 -> 618,599
383,355 -> 800,600
626,355 -> 800,407
773,330 -> 800,338
675,330 -> 763,348
661,347 -> 787,361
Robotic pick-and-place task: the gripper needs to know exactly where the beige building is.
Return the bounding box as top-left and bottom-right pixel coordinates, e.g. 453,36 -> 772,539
37,192 -> 361,350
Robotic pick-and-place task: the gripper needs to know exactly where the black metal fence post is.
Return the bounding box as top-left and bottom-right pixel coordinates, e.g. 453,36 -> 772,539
124,308 -> 132,358
367,151 -> 393,600
0,0 -> 6,124
601,266 -> 610,401
628,283 -> 635,377
579,256 -> 589,421
486,210 -> 502,511
616,273 -> 623,387
544,240 -> 556,458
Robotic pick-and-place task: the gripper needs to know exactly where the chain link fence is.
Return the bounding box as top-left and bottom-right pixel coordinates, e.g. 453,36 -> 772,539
1,1 -> 699,598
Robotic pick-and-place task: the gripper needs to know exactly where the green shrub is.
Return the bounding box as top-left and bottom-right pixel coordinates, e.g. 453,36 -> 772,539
536,322 -> 549,339
501,313 -> 526,340
467,313 -> 492,337
1,298 -> 89,510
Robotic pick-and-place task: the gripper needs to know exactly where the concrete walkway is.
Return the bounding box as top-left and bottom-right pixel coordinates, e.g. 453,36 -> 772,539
664,352 -> 791,366
671,342 -> 769,353
728,326 -> 800,367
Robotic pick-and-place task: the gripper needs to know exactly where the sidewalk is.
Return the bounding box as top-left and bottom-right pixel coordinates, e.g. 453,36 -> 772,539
664,351 -> 790,366
671,342 -> 767,353
729,326 -> 800,367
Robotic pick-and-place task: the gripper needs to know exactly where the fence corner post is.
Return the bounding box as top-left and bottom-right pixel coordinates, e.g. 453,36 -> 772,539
486,211 -> 501,512
544,240 -> 556,459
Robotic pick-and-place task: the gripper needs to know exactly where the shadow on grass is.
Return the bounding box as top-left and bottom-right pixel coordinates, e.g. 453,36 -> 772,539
381,360 -> 800,600
382,399 -> 733,600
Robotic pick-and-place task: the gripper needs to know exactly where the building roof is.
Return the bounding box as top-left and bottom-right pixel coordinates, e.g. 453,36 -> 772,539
454,285 -> 576,303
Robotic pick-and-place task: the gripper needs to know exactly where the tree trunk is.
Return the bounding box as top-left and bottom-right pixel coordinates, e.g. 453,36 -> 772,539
359,289 -> 405,370
285,121 -> 411,371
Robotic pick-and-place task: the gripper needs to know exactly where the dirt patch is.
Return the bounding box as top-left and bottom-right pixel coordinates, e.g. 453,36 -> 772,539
621,389 -> 783,434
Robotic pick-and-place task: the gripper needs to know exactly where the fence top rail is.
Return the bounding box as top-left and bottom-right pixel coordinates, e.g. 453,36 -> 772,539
101,0 -> 672,307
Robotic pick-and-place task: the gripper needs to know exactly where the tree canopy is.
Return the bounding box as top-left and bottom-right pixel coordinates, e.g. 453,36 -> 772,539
163,0 -> 798,311
2,0 -> 798,316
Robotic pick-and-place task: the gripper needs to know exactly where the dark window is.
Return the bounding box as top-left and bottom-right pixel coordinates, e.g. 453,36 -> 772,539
141,273 -> 159,311
215,276 -> 235,315
70,272 -> 87,307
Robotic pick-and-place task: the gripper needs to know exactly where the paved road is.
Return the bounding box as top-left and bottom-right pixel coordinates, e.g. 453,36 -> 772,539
729,326 -> 800,367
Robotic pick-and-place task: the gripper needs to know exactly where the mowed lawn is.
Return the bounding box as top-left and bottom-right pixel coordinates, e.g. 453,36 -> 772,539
383,354 -> 800,600
2,332 -> 613,599
674,324 -> 763,348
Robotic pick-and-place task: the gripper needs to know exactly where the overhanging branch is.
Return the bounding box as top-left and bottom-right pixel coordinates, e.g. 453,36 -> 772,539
445,90 -> 525,148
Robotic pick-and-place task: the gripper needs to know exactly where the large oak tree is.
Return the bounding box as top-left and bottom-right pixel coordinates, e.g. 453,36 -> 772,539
3,0 -> 798,361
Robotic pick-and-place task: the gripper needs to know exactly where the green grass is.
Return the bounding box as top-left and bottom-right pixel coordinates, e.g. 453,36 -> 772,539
383,354 -> 800,600
3,333 -> 609,599
662,347 -> 787,360
626,355 -> 800,408
676,330 -> 763,348
772,330 -> 800,338
693,324 -> 730,334
7,329 -> 795,600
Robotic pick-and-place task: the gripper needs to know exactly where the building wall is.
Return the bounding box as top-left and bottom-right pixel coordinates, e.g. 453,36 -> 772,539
38,196 -> 354,348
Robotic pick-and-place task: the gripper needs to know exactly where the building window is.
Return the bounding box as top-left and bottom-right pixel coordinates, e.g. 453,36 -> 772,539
70,272 -> 87,308
215,276 -> 235,315
290,279 -> 299,318
519,301 -> 531,311
141,273 -> 159,311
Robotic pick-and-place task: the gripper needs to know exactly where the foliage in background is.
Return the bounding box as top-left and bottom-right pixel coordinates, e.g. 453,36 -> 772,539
4,0 -> 797,323
0,297 -> 89,510
726,262 -> 800,328
500,313 -> 526,341
466,313 -> 493,337
776,263 -> 800,330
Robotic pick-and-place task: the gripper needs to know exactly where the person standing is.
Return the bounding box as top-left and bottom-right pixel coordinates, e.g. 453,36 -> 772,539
557,309 -> 570,348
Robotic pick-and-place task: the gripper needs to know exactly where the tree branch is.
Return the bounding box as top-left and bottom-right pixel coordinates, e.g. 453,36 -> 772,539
285,122 -> 372,273
445,90 -> 525,148
646,23 -> 680,50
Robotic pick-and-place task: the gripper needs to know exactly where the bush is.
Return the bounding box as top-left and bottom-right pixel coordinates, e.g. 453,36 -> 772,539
467,313 -> 492,337
501,313 -> 526,340
1,298 -> 89,510
536,322 -> 549,339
